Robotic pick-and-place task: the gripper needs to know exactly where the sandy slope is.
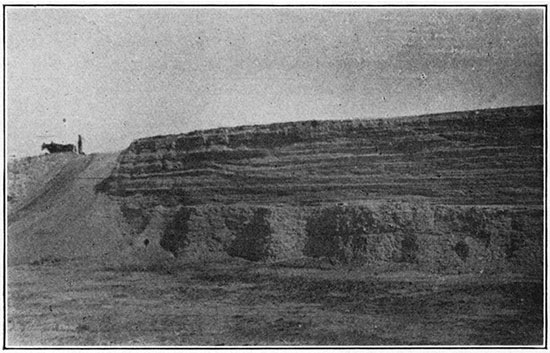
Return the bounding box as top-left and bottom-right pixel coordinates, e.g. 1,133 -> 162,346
7,153 -> 125,265
8,153 -> 82,216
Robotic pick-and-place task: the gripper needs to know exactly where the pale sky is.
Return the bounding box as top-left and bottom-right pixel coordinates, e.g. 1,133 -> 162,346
6,7 -> 544,157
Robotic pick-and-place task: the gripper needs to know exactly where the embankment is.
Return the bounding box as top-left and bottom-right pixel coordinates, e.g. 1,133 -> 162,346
99,105 -> 543,275
8,105 -> 544,274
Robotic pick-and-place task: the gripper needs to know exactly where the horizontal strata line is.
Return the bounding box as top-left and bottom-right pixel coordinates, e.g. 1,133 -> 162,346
114,168 -> 235,178
119,154 -> 543,171
274,144 -> 540,154
166,186 -> 539,199
111,186 -> 542,195
116,164 -> 544,177
115,162 -> 544,175
115,182 -> 543,191
113,168 -> 543,181
230,151 -> 542,163
116,175 -> 543,186
120,154 -> 543,172
232,160 -> 542,171
122,142 -> 543,158
122,145 -> 541,162
116,188 -> 542,197
116,179 -> 542,186
113,193 -> 542,206
131,131 -> 542,154
213,158 -> 543,169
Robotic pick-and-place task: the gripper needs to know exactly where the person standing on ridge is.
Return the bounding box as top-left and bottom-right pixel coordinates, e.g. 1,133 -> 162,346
78,134 -> 84,155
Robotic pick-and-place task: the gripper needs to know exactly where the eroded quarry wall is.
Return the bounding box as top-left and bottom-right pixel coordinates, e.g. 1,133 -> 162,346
8,106 -> 543,274
106,201 -> 542,274
95,105 -> 544,275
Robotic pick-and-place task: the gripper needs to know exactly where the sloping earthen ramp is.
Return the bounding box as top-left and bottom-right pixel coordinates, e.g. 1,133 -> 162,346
8,153 -> 125,265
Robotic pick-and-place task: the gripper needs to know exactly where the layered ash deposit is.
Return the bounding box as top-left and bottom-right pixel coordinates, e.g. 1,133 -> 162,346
105,105 -> 542,206
87,106 -> 546,273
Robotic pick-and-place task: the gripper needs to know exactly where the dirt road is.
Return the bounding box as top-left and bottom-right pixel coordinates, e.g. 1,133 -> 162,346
8,153 -> 124,265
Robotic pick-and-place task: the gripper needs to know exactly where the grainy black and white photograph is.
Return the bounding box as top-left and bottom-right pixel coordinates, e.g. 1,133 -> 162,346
5,5 -> 546,347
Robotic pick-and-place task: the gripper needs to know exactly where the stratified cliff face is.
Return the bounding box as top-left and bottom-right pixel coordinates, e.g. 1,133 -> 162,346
104,106 -> 542,206
98,106 -> 544,273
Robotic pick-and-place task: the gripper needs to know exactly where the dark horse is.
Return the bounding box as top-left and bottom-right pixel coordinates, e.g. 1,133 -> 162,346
41,142 -> 77,154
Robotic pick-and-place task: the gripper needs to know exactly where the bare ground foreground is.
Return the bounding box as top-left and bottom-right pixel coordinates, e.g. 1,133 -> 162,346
7,106 -> 545,346
7,258 -> 543,346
